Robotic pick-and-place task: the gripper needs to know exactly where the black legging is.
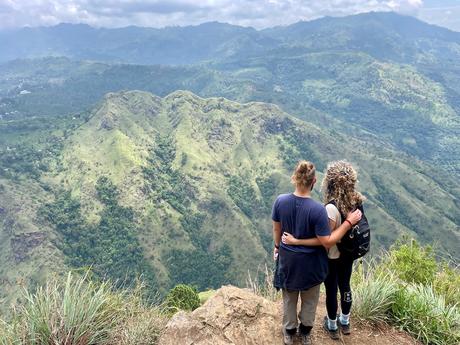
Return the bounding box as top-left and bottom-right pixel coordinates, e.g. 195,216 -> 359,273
324,256 -> 353,320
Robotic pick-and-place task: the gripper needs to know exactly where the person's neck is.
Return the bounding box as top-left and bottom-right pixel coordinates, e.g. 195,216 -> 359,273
293,186 -> 311,198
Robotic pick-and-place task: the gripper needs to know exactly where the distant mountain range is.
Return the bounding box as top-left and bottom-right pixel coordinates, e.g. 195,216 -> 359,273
1,12 -> 460,65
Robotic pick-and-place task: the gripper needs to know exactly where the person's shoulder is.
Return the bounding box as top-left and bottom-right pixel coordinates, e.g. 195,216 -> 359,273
305,198 -> 326,214
325,202 -> 338,212
309,198 -> 326,210
275,193 -> 293,202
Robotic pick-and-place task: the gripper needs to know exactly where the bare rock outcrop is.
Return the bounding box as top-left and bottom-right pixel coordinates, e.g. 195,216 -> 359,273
159,285 -> 281,345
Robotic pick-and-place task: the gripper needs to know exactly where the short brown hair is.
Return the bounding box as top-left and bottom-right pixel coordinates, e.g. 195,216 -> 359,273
291,160 -> 316,189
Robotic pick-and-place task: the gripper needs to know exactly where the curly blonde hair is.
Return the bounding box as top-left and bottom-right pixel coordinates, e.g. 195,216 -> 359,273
321,160 -> 365,216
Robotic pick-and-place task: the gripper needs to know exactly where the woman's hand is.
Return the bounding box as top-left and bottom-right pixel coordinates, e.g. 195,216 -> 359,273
282,232 -> 299,245
346,209 -> 362,226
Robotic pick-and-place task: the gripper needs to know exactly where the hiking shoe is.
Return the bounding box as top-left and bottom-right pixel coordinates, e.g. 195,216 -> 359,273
283,334 -> 294,345
338,314 -> 351,335
301,333 -> 312,345
339,321 -> 351,335
323,316 -> 340,340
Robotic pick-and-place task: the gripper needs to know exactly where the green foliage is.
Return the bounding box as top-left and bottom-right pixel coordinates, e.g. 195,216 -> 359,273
433,262 -> 460,307
227,175 -> 259,218
142,136 -> 235,290
391,284 -> 460,345
165,245 -> 232,291
4,272 -> 123,345
0,272 -> 168,345
96,176 -> 120,206
180,212 -> 208,250
279,125 -> 324,171
0,135 -> 63,180
256,174 -> 278,210
386,239 -> 437,285
143,136 -> 194,213
349,239 -> 460,345
166,210 -> 233,290
352,262 -> 398,323
164,284 -> 201,313
40,178 -> 157,292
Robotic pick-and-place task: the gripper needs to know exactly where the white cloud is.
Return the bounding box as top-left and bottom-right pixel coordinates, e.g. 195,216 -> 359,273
0,0 -> 427,29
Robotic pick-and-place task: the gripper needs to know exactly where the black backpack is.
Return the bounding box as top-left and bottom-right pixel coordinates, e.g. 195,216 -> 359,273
327,200 -> 371,260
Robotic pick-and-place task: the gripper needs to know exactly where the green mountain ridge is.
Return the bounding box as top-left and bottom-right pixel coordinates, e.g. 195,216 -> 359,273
1,90 -> 458,305
2,52 -> 459,175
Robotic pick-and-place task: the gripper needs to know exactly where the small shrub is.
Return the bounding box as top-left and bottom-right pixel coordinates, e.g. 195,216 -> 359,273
391,284 -> 460,345
433,262 -> 460,307
164,284 -> 201,313
110,308 -> 167,345
386,239 -> 437,285
109,285 -> 168,345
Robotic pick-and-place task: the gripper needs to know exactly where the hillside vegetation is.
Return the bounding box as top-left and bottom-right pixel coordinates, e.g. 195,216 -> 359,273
1,90 -> 458,307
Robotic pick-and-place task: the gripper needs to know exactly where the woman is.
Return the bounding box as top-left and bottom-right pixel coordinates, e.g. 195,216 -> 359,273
273,161 -> 361,345
282,160 -> 364,339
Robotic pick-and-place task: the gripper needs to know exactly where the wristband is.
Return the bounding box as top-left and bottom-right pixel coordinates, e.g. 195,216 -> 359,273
344,219 -> 353,227
274,244 -> 280,249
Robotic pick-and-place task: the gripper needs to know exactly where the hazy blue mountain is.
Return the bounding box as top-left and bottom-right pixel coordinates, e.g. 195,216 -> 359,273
0,22 -> 276,65
2,12 -> 460,66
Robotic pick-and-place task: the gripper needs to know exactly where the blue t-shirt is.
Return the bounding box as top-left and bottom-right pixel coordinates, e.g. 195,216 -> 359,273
272,193 -> 330,253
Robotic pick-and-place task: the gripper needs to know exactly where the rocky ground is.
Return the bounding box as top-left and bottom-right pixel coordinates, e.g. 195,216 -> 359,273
159,285 -> 419,345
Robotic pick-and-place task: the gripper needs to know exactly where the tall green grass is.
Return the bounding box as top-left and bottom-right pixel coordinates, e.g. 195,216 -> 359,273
0,272 -> 168,345
351,262 -> 398,323
22,272 -> 123,344
391,284 -> 459,345
351,240 -> 460,345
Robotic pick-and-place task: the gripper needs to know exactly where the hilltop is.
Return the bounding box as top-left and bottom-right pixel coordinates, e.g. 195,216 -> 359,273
160,286 -> 419,345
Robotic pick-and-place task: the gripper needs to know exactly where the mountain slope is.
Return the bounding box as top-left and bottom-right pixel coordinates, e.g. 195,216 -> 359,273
1,90 -> 459,305
2,52 -> 459,175
263,12 -> 460,64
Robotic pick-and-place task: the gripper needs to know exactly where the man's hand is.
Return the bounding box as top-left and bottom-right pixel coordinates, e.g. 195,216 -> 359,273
273,247 -> 279,261
346,209 -> 362,226
282,232 -> 298,245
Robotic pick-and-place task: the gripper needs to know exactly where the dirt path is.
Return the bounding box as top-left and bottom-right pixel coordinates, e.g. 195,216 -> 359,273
280,295 -> 420,345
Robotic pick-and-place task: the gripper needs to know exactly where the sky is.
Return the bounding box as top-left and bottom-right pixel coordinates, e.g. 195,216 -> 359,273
1,0 -> 460,32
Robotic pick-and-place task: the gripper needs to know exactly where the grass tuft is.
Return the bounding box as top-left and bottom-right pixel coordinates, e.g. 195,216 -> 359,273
352,261 -> 398,323
246,264 -> 280,302
0,272 -> 168,345
391,284 -> 460,345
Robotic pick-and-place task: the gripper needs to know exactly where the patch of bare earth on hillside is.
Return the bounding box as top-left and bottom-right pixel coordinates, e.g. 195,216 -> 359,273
159,286 -> 419,345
